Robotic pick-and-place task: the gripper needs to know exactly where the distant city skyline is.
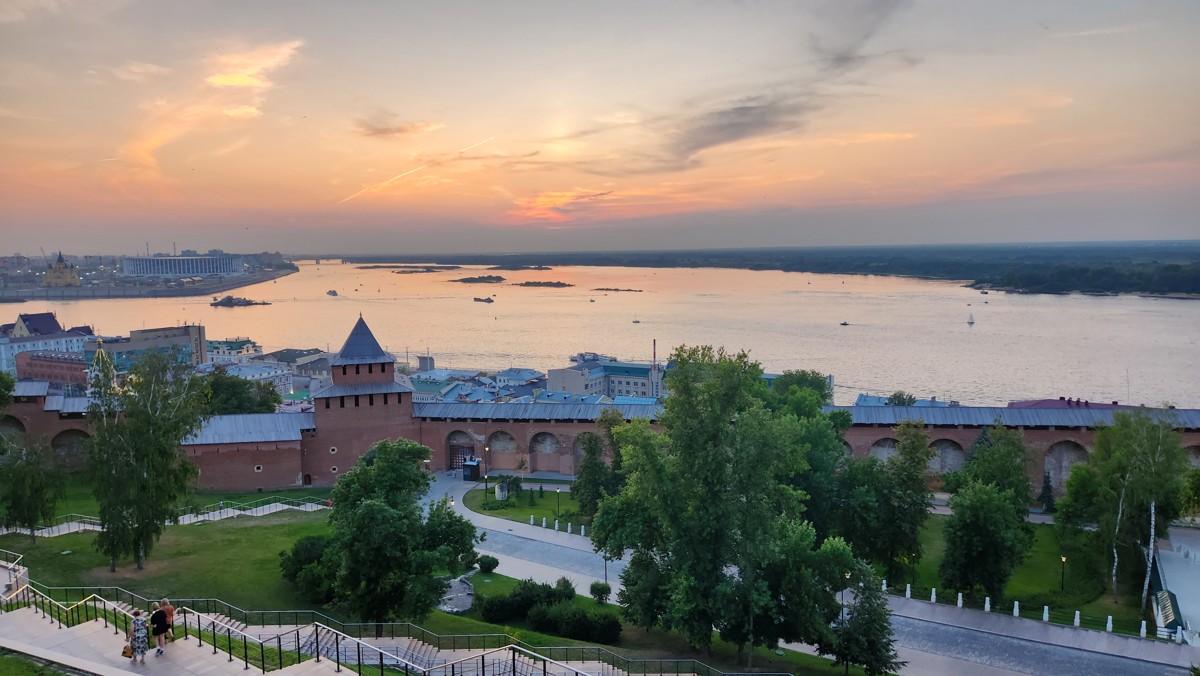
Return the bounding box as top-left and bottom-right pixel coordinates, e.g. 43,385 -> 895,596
1,0 -> 1197,254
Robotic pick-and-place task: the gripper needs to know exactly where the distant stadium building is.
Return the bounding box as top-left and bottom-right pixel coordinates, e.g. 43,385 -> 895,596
121,251 -> 245,277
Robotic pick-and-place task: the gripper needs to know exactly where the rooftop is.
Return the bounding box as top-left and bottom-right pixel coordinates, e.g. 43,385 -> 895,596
184,413 -> 316,446
330,316 -> 395,367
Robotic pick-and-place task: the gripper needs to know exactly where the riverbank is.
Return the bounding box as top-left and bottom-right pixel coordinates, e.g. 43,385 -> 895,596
0,268 -> 296,301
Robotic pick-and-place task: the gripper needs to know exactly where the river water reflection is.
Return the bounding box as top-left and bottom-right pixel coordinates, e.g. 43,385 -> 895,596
15,262 -> 1199,407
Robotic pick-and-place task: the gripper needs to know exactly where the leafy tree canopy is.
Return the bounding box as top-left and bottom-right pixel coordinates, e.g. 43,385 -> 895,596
0,443 -> 64,541
593,346 -> 863,664
769,369 -> 833,406
322,438 -> 480,622
938,481 -> 1031,599
86,349 -> 209,569
199,366 -> 282,415
885,391 -> 917,407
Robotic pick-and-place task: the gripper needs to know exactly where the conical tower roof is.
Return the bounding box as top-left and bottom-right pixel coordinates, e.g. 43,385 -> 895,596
331,316 -> 394,366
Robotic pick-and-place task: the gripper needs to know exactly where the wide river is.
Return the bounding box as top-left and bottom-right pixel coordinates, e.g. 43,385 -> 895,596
15,262 -> 1200,407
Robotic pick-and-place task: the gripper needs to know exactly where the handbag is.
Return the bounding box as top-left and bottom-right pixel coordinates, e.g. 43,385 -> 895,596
122,644 -> 133,658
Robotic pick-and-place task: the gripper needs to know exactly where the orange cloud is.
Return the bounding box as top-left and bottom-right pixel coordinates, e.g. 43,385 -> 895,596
205,41 -> 303,89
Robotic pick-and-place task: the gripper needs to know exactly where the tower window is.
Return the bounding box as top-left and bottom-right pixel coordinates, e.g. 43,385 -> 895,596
330,466 -> 338,474
254,465 -> 263,473
330,447 -> 337,454
355,365 -> 360,375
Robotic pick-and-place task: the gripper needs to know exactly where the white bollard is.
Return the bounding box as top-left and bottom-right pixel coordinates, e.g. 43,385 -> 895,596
1140,620 -> 1146,638
1042,606 -> 1049,622
542,517 -> 547,528
957,592 -> 963,608
580,525 -> 585,537
1013,601 -> 1020,617
1073,611 -> 1080,627
882,579 -> 888,592
554,519 -> 559,531
1176,627 -> 1183,644
567,522 -> 572,534
930,589 -> 936,603
530,515 -> 534,525
905,584 -> 911,599
1105,616 -> 1113,633
985,597 -> 991,613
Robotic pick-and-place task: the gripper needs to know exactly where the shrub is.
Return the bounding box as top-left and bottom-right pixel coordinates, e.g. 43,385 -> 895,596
527,602 -> 622,644
589,581 -> 611,605
279,535 -> 334,603
481,498 -> 515,510
539,485 -> 545,498
477,555 -> 499,574
527,489 -> 536,506
554,577 -> 576,603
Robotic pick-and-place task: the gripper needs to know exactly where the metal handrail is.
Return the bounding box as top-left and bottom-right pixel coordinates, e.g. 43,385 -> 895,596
312,622 -> 427,671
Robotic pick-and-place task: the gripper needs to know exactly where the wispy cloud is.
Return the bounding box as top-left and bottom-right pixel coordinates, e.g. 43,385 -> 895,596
353,111 -> 444,138
110,40 -> 302,193
0,0 -> 67,22
206,40 -> 302,88
509,189 -> 616,222
101,60 -> 172,82
1047,23 -> 1154,39
962,91 -> 1073,128
808,0 -> 909,73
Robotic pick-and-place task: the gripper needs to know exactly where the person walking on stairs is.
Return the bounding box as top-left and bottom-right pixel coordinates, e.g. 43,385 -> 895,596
149,602 -> 169,656
127,609 -> 149,664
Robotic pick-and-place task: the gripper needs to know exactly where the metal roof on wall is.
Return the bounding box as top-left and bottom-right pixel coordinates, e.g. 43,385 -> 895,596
312,381 -> 412,398
825,406 -> 1200,429
413,402 -> 662,421
184,413 -> 316,446
13,381 -> 50,397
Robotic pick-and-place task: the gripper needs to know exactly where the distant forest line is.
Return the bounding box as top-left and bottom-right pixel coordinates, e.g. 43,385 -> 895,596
341,242 -> 1200,296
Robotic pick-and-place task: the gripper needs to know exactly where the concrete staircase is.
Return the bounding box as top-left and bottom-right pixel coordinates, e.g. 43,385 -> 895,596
0,606 -> 344,675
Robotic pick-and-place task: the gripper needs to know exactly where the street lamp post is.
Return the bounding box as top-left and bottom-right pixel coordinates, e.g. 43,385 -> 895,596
484,474 -> 489,496
556,488 -> 562,519
1060,555 -> 1067,592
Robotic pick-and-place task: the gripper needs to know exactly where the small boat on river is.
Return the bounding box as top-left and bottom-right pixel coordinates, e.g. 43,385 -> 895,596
474,297 -> 494,303
211,295 -> 270,307
326,290 -> 338,296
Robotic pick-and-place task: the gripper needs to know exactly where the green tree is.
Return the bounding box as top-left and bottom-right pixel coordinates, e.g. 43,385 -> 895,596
0,370 -> 12,411
826,563 -> 905,676
201,366 -> 282,415
87,349 -> 209,570
279,534 -> 335,603
1183,468 -> 1200,521
324,438 -> 480,623
832,457 -> 892,567
1038,471 -> 1057,514
948,423 -> 1032,516
882,420 -> 935,582
885,391 -> 917,407
1091,410 -> 1187,606
593,346 -> 854,663
770,369 -> 833,405
938,481 -> 1031,599
0,370 -> 14,453
573,432 -> 611,517
0,443 -> 64,541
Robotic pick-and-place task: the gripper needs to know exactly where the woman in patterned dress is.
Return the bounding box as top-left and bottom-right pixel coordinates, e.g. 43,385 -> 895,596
127,609 -> 149,664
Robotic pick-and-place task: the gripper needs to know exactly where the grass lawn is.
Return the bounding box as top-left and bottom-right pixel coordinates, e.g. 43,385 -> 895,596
13,472 -> 333,522
0,652 -> 65,675
1,511 -> 332,611
910,514 -> 1149,633
463,487 -> 584,527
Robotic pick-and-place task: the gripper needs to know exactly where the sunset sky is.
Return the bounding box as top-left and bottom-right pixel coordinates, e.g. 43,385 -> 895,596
1,0 -> 1197,255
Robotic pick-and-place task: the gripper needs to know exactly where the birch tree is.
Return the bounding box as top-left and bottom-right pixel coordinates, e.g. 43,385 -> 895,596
87,350 -> 209,570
